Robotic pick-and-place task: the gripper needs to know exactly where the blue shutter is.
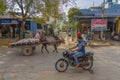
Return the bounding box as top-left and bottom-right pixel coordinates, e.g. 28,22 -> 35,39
30,22 -> 37,34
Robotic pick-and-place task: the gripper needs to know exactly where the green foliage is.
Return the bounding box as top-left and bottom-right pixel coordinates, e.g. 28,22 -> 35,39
43,0 -> 63,20
0,0 -> 7,15
6,0 -> 70,21
5,0 -> 70,38
68,8 -> 81,22
73,21 -> 79,30
8,11 -> 16,16
32,17 -> 45,24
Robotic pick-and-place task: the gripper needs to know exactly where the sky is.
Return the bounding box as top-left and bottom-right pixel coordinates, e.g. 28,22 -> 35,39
75,0 -> 103,9
63,0 -> 103,15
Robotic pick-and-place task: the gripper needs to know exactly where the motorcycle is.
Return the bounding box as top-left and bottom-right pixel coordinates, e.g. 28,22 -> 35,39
55,50 -> 94,72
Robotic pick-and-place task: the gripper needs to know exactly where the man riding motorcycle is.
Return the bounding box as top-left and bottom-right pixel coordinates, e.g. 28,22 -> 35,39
69,36 -> 85,68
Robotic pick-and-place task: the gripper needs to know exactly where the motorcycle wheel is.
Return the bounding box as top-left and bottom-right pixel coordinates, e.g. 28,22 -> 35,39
82,56 -> 93,70
55,58 -> 69,72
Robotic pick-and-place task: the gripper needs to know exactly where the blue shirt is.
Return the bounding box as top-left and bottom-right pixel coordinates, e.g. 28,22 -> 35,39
77,41 -> 85,54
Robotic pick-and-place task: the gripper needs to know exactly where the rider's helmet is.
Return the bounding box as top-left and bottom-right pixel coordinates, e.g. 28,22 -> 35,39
63,51 -> 69,57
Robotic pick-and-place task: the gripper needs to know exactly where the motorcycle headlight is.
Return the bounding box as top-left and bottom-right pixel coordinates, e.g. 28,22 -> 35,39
63,51 -> 69,57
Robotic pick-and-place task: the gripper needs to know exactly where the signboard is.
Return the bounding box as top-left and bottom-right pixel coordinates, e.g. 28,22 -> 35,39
0,19 -> 18,24
91,19 -> 108,31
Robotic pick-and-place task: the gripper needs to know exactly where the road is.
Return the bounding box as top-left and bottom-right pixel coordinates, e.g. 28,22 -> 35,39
0,45 -> 120,80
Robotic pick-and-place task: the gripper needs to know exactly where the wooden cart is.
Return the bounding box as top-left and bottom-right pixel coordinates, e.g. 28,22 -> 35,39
9,36 -> 64,56
9,38 -> 41,56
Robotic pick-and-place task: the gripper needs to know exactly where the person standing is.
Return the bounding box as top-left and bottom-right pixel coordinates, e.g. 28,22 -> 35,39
77,31 -> 81,37
9,26 -> 13,38
15,26 -> 20,38
81,31 -> 88,43
0,29 -> 2,37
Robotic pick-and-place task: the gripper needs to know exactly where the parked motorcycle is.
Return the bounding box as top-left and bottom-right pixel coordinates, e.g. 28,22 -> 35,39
55,50 -> 94,72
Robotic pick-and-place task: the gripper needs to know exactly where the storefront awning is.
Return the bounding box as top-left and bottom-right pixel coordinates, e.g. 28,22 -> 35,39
0,19 -> 19,24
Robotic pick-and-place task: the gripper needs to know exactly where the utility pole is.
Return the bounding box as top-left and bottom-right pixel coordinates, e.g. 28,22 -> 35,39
93,0 -> 95,7
100,0 -> 106,41
101,0 -> 105,18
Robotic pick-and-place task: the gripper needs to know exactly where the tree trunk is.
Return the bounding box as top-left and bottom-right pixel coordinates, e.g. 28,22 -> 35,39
20,20 -> 26,39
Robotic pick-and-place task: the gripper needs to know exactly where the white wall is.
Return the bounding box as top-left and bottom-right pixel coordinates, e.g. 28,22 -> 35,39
118,0 -> 120,3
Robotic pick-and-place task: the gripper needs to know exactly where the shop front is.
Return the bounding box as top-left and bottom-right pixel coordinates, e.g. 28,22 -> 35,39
0,19 -> 19,38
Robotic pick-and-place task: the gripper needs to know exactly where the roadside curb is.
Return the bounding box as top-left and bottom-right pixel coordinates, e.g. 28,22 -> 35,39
90,42 -> 111,47
0,43 -> 9,47
66,42 -> 111,47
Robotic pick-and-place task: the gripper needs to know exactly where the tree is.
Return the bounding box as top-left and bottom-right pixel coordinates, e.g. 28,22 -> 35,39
40,0 -> 71,24
6,0 -> 39,38
68,8 -> 81,23
32,17 -> 46,24
73,21 -> 79,30
6,0 -> 71,38
0,0 -> 7,15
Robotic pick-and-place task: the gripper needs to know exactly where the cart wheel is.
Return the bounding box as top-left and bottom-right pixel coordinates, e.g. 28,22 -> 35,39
22,47 -> 33,56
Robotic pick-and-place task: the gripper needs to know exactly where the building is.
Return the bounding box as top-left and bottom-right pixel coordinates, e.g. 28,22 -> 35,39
0,14 -> 19,38
74,0 -> 120,34
0,13 -> 40,38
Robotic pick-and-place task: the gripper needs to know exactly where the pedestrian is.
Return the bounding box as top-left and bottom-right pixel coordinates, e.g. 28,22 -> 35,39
0,29 -> 2,38
111,31 -> 115,39
34,32 -> 41,39
81,31 -> 88,43
9,26 -> 13,38
87,31 -> 93,45
77,31 -> 81,37
15,26 -> 20,38
68,27 -> 72,36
